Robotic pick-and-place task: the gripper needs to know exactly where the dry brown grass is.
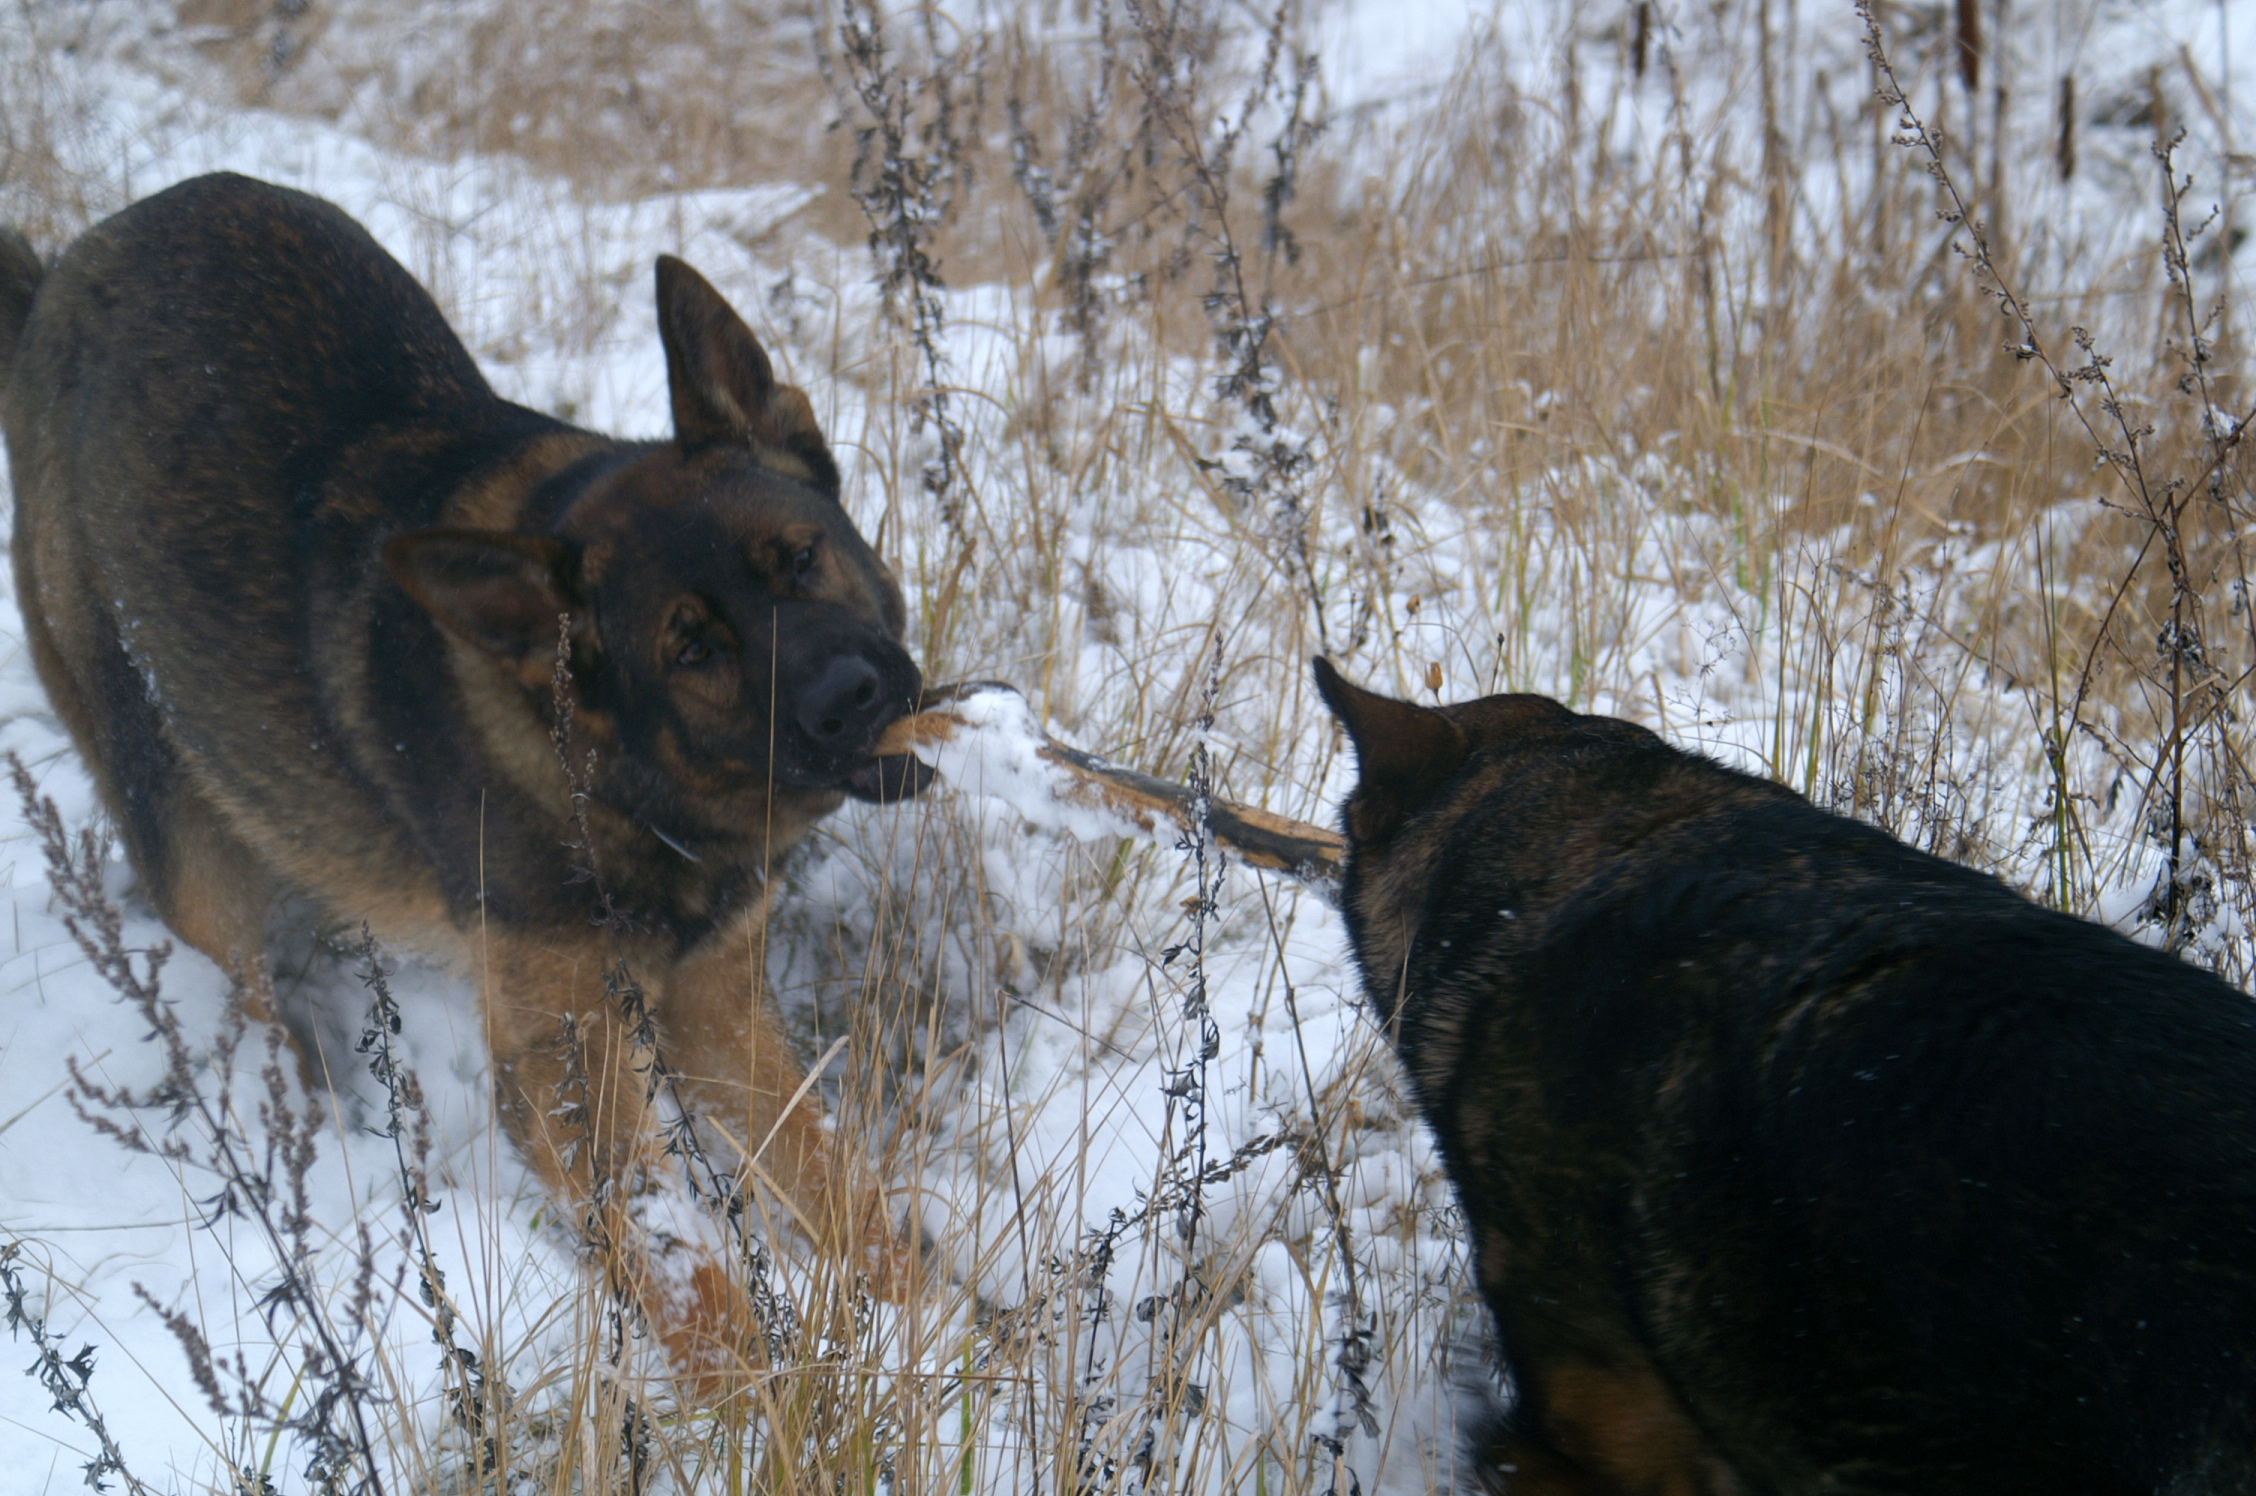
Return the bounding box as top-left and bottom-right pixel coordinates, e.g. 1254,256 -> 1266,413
6,0 -> 2256,1491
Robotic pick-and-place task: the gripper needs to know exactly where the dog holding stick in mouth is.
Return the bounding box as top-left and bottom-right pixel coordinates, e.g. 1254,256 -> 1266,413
0,173 -> 934,1381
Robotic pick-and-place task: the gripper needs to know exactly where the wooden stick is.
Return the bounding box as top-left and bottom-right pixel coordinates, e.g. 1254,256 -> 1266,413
876,682 -> 1346,896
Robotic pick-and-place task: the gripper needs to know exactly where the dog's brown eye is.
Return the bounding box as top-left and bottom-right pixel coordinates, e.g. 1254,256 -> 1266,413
791,543 -> 818,577
675,639 -> 711,668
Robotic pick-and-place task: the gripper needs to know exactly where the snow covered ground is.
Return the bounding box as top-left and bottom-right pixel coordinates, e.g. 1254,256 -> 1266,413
1,1 -> 2253,1492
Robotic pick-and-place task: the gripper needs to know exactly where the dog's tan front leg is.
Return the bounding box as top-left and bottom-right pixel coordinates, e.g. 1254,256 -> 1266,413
480,935 -> 658,1216
658,903 -> 915,1296
478,933 -> 749,1384
1495,1356 -> 1743,1496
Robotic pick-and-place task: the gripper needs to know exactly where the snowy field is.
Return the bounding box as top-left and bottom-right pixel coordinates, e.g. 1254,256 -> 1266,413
2,1 -> 2254,1492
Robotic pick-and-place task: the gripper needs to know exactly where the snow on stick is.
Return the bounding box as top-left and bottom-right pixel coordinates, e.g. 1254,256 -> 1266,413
875,682 -> 1345,898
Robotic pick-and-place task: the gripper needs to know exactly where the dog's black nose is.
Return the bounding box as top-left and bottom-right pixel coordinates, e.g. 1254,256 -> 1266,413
796,654 -> 888,748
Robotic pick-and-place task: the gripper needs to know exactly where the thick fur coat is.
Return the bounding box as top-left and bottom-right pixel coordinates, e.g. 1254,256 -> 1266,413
0,174 -> 930,1381
1317,657 -> 2256,1495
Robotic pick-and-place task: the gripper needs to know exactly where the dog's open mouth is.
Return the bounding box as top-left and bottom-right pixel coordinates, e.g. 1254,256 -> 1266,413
837,682 -> 965,802
845,752 -> 937,802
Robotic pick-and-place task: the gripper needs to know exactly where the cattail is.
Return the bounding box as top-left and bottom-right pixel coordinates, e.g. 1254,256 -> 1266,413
1955,0 -> 1982,91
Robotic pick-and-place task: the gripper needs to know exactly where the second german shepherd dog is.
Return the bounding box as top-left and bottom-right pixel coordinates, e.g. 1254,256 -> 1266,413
0,173 -> 931,1379
1313,658 -> 2256,1495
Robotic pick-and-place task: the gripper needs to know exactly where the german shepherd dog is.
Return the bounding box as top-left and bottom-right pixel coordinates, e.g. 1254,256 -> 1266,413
0,173 -> 932,1379
1312,658 -> 2256,1495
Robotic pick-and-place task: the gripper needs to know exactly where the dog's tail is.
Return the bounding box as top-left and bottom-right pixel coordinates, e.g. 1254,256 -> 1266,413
0,228 -> 43,377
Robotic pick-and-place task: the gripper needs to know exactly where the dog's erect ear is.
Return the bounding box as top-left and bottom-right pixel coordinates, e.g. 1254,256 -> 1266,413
387,530 -> 581,670
1314,657 -> 1470,785
655,256 -> 841,498
1314,657 -> 1470,845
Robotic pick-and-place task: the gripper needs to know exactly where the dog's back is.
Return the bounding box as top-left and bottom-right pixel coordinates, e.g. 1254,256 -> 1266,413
1315,659 -> 2256,1495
